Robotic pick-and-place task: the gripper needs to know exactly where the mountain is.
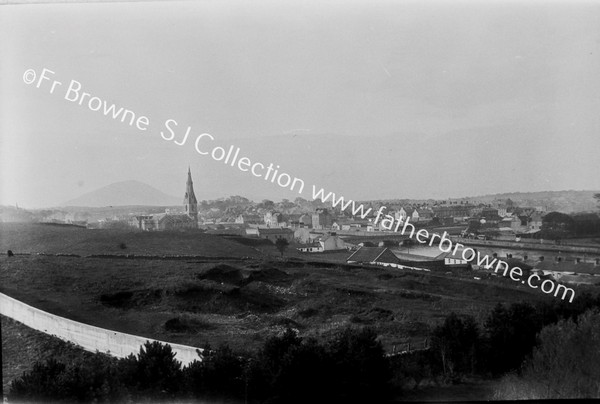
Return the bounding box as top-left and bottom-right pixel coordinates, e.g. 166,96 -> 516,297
62,180 -> 181,207
376,190 -> 599,213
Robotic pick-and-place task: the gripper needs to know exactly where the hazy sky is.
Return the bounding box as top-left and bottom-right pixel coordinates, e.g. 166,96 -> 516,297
1,0 -> 599,208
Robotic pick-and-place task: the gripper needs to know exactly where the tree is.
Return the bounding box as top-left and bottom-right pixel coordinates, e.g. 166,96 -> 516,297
571,213 -> 600,236
9,359 -> 69,401
494,310 -> 600,399
275,238 -> 289,257
248,328 -> 303,401
120,341 -> 183,399
466,220 -> 481,234
431,313 -> 480,381
183,344 -> 246,400
541,212 -> 575,240
259,199 -> 275,210
483,302 -> 542,376
9,355 -> 129,403
327,327 -> 391,403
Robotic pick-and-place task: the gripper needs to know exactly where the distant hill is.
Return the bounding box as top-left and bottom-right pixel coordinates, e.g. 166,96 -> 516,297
458,190 -> 599,213
62,180 -> 181,207
378,190 -> 599,213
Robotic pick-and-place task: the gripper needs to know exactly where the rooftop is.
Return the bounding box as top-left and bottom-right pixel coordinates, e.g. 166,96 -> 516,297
346,246 -> 399,264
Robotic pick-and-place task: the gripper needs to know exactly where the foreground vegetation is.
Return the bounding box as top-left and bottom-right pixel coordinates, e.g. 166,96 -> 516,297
9,327 -> 390,404
3,223 -> 600,401
8,292 -> 600,402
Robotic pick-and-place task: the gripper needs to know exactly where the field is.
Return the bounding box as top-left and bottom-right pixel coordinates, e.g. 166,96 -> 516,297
0,222 -> 262,257
1,223 -> 558,394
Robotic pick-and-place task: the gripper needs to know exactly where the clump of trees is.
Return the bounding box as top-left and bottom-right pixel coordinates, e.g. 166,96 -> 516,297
9,327 -> 391,404
541,211 -> 600,240
431,313 -> 480,381
11,292 -> 600,402
493,310 -> 600,399
424,292 -> 600,385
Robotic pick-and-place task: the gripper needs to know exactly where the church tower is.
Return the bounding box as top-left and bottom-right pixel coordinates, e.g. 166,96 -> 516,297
183,167 -> 198,226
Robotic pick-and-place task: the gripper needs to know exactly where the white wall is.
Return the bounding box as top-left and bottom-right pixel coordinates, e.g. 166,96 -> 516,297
0,293 -> 202,366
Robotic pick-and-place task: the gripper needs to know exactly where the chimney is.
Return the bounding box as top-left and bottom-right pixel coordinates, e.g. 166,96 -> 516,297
555,257 -> 562,263
524,255 -> 528,261
576,258 -> 581,264
595,258 -> 600,266
539,256 -> 544,262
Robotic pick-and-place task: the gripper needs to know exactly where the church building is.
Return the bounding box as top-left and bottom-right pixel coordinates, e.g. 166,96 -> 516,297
133,168 -> 199,231
183,166 -> 199,225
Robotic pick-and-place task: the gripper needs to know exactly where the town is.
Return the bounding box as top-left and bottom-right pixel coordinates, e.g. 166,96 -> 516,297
4,168 -> 600,290
3,168 -> 600,402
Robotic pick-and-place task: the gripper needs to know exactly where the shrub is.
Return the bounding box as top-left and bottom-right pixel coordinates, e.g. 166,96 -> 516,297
9,328 -> 393,403
275,238 -> 289,257
121,341 -> 184,399
482,302 -> 542,376
183,344 -> 247,399
494,310 -> 600,399
327,327 -> 392,403
431,313 -> 480,381
9,355 -> 129,403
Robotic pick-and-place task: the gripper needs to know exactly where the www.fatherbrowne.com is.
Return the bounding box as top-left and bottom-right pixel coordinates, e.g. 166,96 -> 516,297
311,188 -> 575,303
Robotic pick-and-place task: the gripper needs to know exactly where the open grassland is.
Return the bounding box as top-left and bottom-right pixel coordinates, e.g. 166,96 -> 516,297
1,223 -> 559,356
0,222 -> 261,257
2,223 -> 571,399
0,256 -> 550,355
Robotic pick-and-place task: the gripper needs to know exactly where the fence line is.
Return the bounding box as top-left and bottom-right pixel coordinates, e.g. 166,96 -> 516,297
0,293 -> 202,366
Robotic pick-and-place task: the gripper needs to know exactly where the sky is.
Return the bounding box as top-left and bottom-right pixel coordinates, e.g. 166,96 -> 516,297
1,0 -> 599,208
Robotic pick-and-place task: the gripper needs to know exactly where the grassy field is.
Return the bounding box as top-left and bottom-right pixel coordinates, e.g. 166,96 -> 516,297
0,222 -> 262,257
1,222 -> 563,395
0,225 -> 553,351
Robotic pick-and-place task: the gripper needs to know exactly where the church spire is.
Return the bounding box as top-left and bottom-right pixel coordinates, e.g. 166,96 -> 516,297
184,167 -> 198,226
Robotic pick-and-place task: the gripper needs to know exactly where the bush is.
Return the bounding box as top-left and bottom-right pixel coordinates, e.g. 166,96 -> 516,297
431,313 -> 480,381
247,327 -> 391,404
494,310 -> 600,399
121,341 -> 183,399
9,355 -> 129,403
183,344 -> 247,400
483,302 -> 541,376
275,237 -> 289,257
10,328 -> 392,403
327,327 -> 392,403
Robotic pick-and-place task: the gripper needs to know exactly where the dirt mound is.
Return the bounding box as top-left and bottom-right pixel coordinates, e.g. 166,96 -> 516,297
100,289 -> 162,309
245,266 -> 290,284
171,281 -> 285,315
351,307 -> 395,324
164,316 -> 214,333
197,264 -> 244,285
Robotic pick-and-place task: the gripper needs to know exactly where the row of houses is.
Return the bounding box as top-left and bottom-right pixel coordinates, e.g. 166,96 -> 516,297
255,204 -> 546,234
343,246 -> 600,285
534,258 -> 600,285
